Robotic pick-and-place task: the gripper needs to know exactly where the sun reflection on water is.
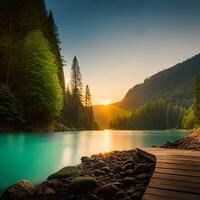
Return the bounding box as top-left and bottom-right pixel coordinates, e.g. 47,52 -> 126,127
104,129 -> 111,151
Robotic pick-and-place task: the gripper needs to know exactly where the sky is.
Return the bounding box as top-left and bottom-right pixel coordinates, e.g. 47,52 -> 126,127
46,0 -> 200,105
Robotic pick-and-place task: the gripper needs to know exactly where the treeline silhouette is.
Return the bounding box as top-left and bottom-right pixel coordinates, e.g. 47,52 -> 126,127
64,57 -> 98,130
111,78 -> 200,130
110,99 -> 184,130
0,0 -> 97,130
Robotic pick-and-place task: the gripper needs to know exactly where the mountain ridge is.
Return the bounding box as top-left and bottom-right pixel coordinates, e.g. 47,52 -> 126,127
118,53 -> 200,110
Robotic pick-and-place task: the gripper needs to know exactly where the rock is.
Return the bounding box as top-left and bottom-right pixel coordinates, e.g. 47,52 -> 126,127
123,177 -> 136,187
48,166 -> 81,180
124,169 -> 134,176
136,173 -> 150,180
87,194 -> 98,200
68,195 -> 79,200
1,180 -> 35,200
34,185 -> 55,197
135,164 -> 149,173
122,197 -> 131,200
131,193 -> 141,200
116,191 -> 126,199
142,180 -> 150,186
97,183 -> 119,198
101,166 -> 110,173
123,163 -> 133,170
135,186 -> 146,193
124,160 -> 134,165
71,176 -> 98,192
94,169 -> 106,176
81,156 -> 90,162
113,165 -> 122,173
93,160 -> 106,169
113,182 -> 122,188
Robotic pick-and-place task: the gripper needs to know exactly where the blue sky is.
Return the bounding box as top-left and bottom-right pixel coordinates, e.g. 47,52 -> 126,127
46,0 -> 200,104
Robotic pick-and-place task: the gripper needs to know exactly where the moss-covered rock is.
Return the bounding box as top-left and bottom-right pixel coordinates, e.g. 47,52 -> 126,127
48,166 -> 81,180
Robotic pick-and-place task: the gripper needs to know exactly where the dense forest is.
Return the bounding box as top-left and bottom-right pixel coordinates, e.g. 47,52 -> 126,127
110,76 -> 200,130
118,54 -> 200,110
109,54 -> 200,130
0,0 -> 97,131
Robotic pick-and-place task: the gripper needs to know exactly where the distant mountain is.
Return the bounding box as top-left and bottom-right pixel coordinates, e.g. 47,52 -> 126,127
93,105 -> 127,129
119,54 -> 200,110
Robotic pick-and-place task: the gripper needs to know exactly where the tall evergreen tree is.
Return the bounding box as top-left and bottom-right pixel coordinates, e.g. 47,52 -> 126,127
82,85 -> 97,129
71,56 -> 83,101
69,56 -> 83,127
85,85 -> 92,107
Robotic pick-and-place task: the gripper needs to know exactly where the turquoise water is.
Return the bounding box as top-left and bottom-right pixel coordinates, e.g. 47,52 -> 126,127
0,130 -> 187,190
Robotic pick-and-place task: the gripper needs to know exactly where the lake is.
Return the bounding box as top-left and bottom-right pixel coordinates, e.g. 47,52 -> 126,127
0,130 -> 188,190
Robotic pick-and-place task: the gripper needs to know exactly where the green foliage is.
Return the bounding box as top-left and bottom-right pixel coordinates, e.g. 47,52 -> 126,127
182,107 -> 198,129
120,54 -> 200,110
0,84 -> 24,125
0,0 -> 65,130
195,76 -> 200,122
111,99 -> 184,130
19,30 -> 63,127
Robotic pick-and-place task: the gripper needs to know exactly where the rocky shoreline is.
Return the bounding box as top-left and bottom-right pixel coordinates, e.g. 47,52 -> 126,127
1,149 -> 155,200
162,129 -> 200,151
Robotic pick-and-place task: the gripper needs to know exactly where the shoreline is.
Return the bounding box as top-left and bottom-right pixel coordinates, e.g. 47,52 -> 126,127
1,149 -> 155,200
0,128 -> 188,133
161,128 -> 200,151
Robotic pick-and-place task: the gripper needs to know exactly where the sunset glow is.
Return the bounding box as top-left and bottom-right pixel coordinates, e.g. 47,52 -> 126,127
103,101 -> 111,106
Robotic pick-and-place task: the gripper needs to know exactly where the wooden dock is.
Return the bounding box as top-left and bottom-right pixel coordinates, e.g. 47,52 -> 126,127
137,148 -> 200,200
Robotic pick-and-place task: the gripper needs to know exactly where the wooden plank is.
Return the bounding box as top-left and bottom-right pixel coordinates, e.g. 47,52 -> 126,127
157,155 -> 200,162
145,188 -> 200,200
156,162 -> 200,172
149,179 -> 200,194
138,148 -> 200,200
157,159 -> 200,166
157,155 -> 200,160
153,172 -> 200,183
150,177 -> 200,189
143,193 -> 175,200
155,168 -> 200,177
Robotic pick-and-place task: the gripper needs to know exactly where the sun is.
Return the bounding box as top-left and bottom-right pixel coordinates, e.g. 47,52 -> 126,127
103,101 -> 110,106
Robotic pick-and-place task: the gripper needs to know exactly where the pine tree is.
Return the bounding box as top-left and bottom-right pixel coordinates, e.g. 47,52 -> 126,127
69,56 -> 83,127
82,85 -> 98,129
85,85 -> 92,107
71,56 -> 83,101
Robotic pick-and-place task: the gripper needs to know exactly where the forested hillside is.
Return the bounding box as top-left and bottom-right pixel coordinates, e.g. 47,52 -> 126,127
119,54 -> 200,110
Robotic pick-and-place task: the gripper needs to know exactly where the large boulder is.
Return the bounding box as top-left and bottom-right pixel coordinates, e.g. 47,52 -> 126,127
1,180 -> 35,200
70,176 -> 98,192
48,166 -> 81,180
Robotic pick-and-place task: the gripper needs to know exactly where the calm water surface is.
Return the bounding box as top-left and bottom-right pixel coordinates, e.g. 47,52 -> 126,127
0,130 -> 188,189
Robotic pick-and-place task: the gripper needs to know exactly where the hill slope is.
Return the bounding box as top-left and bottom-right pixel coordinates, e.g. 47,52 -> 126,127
119,54 -> 200,110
